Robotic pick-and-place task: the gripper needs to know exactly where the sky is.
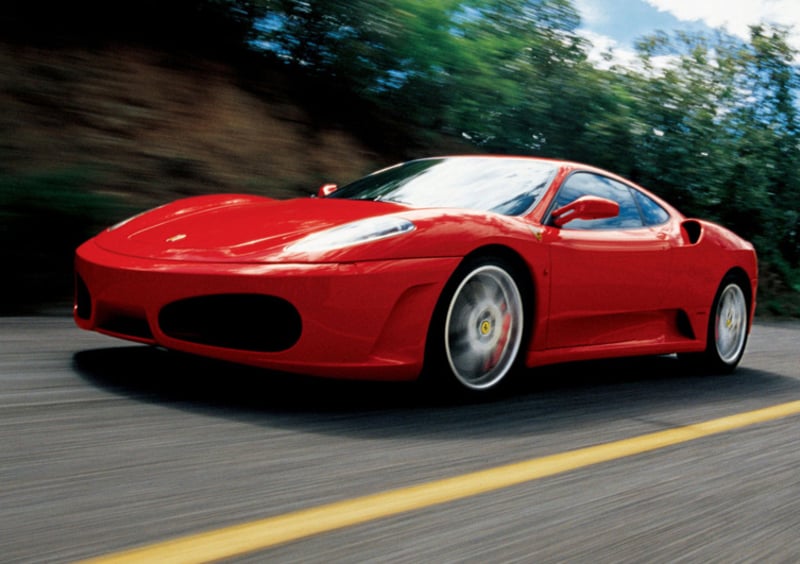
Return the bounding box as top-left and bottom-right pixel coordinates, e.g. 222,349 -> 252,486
574,0 -> 800,65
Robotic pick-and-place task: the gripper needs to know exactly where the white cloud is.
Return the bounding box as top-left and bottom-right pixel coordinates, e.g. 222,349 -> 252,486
645,0 -> 800,49
578,30 -> 676,72
578,30 -> 638,69
573,0 -> 609,28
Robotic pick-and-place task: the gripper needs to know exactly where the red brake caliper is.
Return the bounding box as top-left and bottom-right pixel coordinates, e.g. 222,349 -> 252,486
484,302 -> 511,371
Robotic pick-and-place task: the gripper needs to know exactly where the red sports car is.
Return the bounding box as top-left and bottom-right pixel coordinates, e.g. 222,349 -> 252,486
74,156 -> 757,393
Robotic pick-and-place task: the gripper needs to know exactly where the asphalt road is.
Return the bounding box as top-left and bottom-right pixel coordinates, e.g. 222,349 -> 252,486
2,316 -> 800,563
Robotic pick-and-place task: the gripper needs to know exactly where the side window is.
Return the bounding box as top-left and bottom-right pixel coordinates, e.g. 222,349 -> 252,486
551,172 -> 644,230
632,189 -> 670,226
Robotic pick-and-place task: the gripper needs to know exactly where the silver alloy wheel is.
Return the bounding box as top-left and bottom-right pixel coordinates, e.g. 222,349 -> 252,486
444,264 -> 523,390
714,282 -> 748,365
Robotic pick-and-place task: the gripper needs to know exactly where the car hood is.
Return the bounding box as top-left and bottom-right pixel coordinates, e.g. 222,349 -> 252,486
96,195 -> 410,262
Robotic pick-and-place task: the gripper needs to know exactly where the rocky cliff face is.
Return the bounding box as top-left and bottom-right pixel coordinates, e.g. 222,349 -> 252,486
0,43 -> 382,207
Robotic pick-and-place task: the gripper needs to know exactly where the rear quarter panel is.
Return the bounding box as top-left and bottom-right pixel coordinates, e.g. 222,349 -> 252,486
671,219 -> 758,337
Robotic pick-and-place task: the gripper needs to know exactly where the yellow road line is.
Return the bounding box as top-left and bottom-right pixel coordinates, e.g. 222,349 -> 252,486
81,399 -> 800,564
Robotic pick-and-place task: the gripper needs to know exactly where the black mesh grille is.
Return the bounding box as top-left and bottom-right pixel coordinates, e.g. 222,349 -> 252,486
158,294 -> 302,352
98,314 -> 154,340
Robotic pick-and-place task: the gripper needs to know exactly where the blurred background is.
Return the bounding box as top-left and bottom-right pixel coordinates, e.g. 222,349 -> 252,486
1,0 -> 798,315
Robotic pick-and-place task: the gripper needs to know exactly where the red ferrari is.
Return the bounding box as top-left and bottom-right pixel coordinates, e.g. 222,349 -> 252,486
75,156 -> 757,393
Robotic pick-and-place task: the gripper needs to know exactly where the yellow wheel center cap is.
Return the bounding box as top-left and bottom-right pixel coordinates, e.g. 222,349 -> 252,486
480,320 -> 492,335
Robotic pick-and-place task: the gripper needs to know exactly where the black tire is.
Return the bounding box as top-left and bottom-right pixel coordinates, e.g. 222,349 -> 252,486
424,257 -> 526,394
681,273 -> 750,374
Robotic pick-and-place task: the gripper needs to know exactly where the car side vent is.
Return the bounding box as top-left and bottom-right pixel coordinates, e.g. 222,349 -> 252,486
159,294 -> 302,353
681,220 -> 702,245
676,310 -> 696,340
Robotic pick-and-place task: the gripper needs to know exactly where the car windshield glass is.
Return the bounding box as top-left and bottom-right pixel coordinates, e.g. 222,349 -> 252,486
329,157 -> 557,216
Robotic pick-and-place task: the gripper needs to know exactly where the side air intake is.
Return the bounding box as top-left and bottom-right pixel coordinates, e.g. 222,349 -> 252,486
681,220 -> 702,245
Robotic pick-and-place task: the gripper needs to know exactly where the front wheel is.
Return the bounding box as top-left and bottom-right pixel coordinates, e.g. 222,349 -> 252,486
682,274 -> 750,373
427,258 -> 525,393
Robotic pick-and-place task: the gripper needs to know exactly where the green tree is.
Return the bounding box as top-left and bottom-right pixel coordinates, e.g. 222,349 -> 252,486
739,25 -> 800,273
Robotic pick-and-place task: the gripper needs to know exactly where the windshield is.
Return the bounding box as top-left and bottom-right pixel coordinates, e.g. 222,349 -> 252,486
329,157 -> 557,216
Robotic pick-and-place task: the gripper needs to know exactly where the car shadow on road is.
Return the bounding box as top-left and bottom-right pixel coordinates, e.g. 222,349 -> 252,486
73,344 -> 800,439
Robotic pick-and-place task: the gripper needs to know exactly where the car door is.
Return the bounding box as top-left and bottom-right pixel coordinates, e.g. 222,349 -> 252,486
543,172 -> 674,349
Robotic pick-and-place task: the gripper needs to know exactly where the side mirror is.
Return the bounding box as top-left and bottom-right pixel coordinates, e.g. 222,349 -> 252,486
551,196 -> 619,227
316,183 -> 338,198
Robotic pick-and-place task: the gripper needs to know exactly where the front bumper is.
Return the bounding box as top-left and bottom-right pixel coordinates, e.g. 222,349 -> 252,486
75,240 -> 459,381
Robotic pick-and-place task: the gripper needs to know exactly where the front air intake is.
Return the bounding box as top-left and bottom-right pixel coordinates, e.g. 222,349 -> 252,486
158,294 -> 302,352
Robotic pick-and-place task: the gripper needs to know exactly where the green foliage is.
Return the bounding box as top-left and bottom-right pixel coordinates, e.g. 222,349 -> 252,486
0,168 -> 125,313
0,168 -> 119,221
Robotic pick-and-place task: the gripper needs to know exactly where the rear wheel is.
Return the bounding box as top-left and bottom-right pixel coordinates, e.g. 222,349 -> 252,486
682,274 -> 750,373
426,258 -> 525,393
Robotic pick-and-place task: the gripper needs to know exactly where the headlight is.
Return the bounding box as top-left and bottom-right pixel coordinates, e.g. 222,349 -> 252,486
286,216 -> 415,253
